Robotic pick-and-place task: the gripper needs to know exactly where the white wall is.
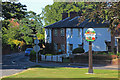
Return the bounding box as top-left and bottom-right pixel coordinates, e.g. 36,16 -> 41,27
83,28 -> 111,52
66,28 -> 111,54
66,28 -> 82,55
45,29 -> 52,43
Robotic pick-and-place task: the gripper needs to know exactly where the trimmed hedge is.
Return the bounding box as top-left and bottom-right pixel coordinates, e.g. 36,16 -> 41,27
72,47 -> 85,54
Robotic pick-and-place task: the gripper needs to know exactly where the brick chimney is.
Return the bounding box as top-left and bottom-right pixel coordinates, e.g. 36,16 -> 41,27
70,11 -> 78,19
62,12 -> 68,20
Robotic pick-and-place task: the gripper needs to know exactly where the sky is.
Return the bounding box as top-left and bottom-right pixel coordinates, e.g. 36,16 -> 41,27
18,0 -> 54,14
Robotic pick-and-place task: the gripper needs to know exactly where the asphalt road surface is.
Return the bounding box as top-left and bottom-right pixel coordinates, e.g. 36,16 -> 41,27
1,52 -> 30,78
1,52 -> 119,78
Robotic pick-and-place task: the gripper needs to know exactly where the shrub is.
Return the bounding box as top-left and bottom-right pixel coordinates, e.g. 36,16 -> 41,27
29,50 -> 36,61
45,54 -> 52,56
44,43 -> 55,55
117,53 -> 120,57
72,47 -> 85,54
30,50 -> 36,56
108,52 -> 115,55
94,52 -> 107,55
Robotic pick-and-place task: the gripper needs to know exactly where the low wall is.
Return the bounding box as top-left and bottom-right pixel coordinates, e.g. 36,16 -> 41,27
70,54 -> 119,65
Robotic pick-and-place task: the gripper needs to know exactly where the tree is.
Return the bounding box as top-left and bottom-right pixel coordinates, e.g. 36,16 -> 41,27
42,2 -> 99,26
2,11 -> 44,50
2,1 -> 27,20
79,2 -> 120,53
18,11 -> 44,45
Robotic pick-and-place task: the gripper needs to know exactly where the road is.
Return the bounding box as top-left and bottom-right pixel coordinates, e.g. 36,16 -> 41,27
1,52 -> 119,78
1,52 -> 31,78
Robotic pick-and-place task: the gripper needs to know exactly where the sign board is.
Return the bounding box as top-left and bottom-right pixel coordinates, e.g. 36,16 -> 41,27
33,45 -> 40,53
34,39 -> 39,44
85,28 -> 96,42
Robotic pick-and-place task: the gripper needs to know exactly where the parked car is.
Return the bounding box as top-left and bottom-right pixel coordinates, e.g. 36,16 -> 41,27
25,48 -> 33,56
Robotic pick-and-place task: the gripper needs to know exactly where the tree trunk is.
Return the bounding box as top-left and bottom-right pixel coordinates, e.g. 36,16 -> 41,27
111,33 -> 115,53
119,39 -> 120,53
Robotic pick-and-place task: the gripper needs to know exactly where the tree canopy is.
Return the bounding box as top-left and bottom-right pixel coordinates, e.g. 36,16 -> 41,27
42,2 -> 99,26
2,1 -> 27,20
2,1 -> 44,51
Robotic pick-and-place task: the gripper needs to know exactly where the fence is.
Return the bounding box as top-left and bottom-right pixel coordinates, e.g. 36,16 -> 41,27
41,54 -> 64,62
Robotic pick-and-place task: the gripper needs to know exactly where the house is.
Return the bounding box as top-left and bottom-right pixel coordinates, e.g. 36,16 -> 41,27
45,11 -> 111,55
115,24 -> 120,53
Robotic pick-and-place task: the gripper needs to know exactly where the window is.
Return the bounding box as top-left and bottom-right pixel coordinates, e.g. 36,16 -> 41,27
78,29 -> 80,37
61,28 -> 65,36
69,44 -> 73,51
61,44 -> 65,51
78,44 -> 82,48
54,43 -> 58,51
54,29 -> 57,36
70,28 -> 73,38
47,29 -> 50,37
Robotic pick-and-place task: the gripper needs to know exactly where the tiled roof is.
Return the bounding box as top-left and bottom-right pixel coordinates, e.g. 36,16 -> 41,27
45,16 -> 109,28
9,18 -> 19,27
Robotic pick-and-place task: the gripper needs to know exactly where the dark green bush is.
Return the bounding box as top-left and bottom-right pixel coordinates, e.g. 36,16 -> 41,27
44,43 -> 55,55
29,50 -> 41,62
30,50 -> 36,56
29,50 -> 36,61
72,47 -> 85,54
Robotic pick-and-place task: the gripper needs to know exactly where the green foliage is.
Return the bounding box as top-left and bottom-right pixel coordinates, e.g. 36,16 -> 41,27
2,11 -> 44,50
44,43 -> 55,55
42,2 -> 99,26
30,50 -> 36,55
2,24 -> 21,48
29,50 -> 36,61
72,47 -> 85,54
108,52 -> 115,55
2,2 -> 27,20
117,53 -> 120,58
45,54 -> 52,56
94,52 -> 107,55
80,2 -> 120,53
19,11 -> 44,44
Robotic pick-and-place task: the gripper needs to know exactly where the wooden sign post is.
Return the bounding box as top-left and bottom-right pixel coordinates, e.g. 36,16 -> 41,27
85,28 -> 96,74
88,41 -> 93,73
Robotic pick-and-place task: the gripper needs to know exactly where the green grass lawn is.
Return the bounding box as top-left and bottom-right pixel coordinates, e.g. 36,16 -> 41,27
1,66 -> 119,80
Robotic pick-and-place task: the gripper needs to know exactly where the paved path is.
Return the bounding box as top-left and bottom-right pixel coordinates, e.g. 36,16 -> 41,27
1,52 -> 119,78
